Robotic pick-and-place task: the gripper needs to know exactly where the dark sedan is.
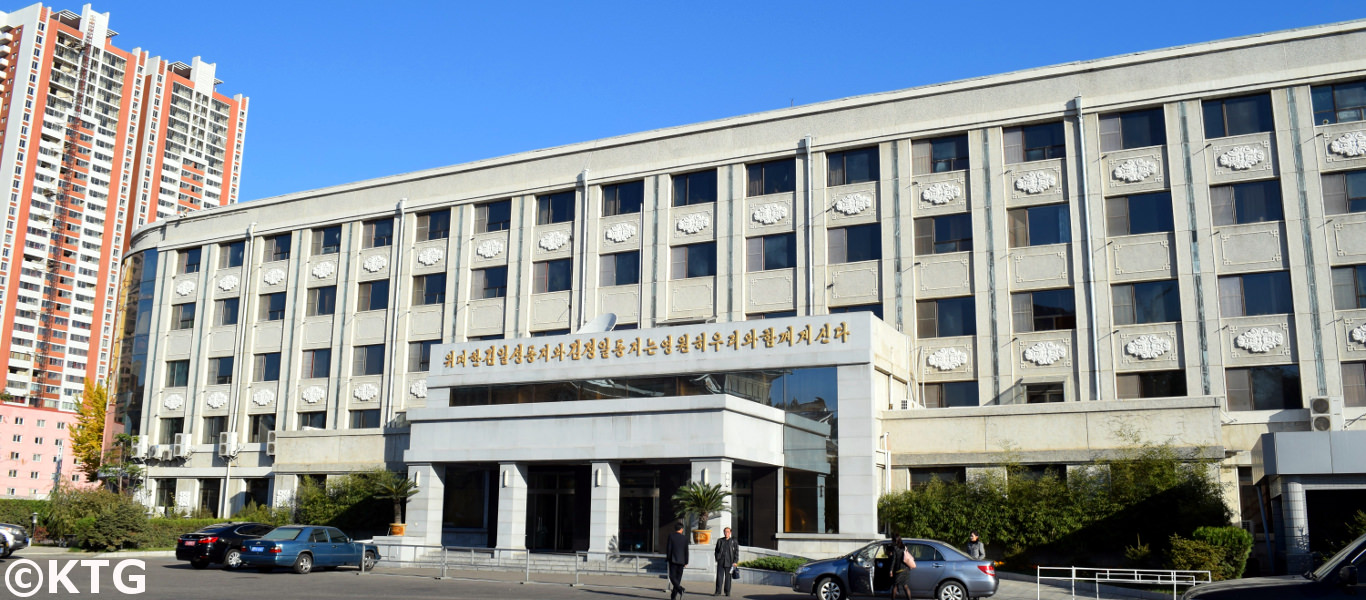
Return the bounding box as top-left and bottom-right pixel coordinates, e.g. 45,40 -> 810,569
793,538 -> 997,600
1183,532 -> 1365,599
176,522 -> 274,570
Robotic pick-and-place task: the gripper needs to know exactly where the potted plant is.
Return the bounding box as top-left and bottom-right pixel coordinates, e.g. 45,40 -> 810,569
672,481 -> 731,544
375,474 -> 419,536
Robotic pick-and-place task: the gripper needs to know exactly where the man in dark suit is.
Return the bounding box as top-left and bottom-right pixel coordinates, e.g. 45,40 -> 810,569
713,526 -> 739,596
666,522 -> 690,599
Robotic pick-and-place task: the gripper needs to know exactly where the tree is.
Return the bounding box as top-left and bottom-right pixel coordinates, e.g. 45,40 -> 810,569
97,434 -> 143,494
672,481 -> 731,532
71,379 -> 107,482
374,473 -> 419,525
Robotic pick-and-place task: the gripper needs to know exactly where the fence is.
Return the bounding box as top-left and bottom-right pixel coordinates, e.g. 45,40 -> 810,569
366,542 -> 668,587
1036,566 -> 1212,600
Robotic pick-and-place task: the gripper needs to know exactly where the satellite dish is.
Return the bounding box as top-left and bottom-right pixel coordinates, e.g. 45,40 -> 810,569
576,313 -> 618,334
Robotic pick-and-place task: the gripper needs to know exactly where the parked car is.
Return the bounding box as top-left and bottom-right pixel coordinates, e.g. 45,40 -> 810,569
175,522 -> 274,570
1182,532 -> 1366,599
0,522 -> 29,557
792,538 -> 997,600
239,525 -> 379,574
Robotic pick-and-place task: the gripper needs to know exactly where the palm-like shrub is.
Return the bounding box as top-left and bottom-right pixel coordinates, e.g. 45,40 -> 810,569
672,481 -> 731,531
375,475 -> 419,524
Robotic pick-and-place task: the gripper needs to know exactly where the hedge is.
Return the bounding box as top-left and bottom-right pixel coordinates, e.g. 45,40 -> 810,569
0,499 -> 47,527
138,518 -> 226,549
739,557 -> 808,572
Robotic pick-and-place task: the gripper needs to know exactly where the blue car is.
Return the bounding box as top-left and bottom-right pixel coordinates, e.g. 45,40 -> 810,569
792,538 -> 997,600
239,525 -> 379,574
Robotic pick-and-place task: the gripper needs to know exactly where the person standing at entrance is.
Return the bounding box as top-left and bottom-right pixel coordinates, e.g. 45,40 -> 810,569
666,522 -> 690,599
966,530 -> 986,561
713,527 -> 739,596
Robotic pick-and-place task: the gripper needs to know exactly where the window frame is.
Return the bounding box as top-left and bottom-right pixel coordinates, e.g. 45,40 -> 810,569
474,266 -> 508,299
178,247 -> 201,274
416,210 -> 451,241
601,180 -> 645,216
671,242 -> 717,280
265,234 -> 291,262
746,232 -> 797,272
747,158 -> 797,196
362,219 -> 394,249
1004,122 -> 1066,164
357,279 -> 390,312
599,250 -> 640,287
301,348 -> 331,380
916,296 -> 976,338
1202,93 -> 1274,139
213,298 -> 239,327
1332,265 -> 1366,310
1025,382 -> 1065,404
1218,271 -> 1294,317
353,344 -> 385,376
1321,170 -> 1366,215
1112,279 -> 1182,326
306,286 -> 336,317
1106,192 -> 1175,236
218,241 -> 245,268
914,213 -> 973,255
1225,365 -> 1302,411
922,381 -> 979,409
1116,371 -> 1188,399
533,258 -> 574,294
475,200 -> 512,233
1012,289 -> 1077,333
536,191 -> 576,225
1311,79 -> 1366,125
672,170 -> 718,207
253,352 -> 282,383
413,272 -> 447,306
171,302 -> 196,330
409,339 -> 438,372
260,292 -> 287,321
165,360 -> 190,388
828,223 -> 882,264
312,226 -> 342,255
1008,203 -> 1072,248
1210,180 -> 1284,226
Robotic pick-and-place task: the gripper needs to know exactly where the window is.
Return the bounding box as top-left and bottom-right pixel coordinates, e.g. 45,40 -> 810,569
1012,289 -> 1077,332
748,159 -> 796,195
213,298 -> 239,326
1203,93 -> 1274,139
362,219 -> 393,248
922,382 -> 978,408
301,349 -> 331,379
177,248 -> 201,274
1117,371 -> 1187,399
672,170 -> 717,206
476,200 -> 511,232
253,353 -> 281,382
1113,280 -> 1182,325
1311,79 -> 1366,125
299,412 -> 326,429
1226,365 -> 1302,411
914,213 -> 972,254
1099,108 -> 1166,152
1107,192 -> 1174,236
1004,122 -> 1066,163
265,234 -> 291,261
1219,271 -> 1293,317
1321,169 -> 1366,215
1211,180 -> 1283,225
1344,362 -> 1366,408
533,259 -> 573,293
829,304 -> 883,319
747,233 -> 796,272
353,344 -> 385,376
1025,382 -> 1065,404
165,360 -> 190,387
828,223 -> 882,263
357,280 -> 390,311
171,303 -> 196,330
159,418 -> 183,445
473,267 -> 508,299
312,226 -> 341,255
671,242 -> 716,279
1008,203 -> 1071,247
536,191 -> 575,224
208,357 -> 233,385
599,251 -> 640,286
602,180 -> 644,216
748,310 -> 798,320
917,297 -> 976,338
413,273 -> 446,305
260,292 -> 287,321
531,329 -> 570,337
1334,266 -> 1366,310
249,414 -> 275,443
913,135 -> 969,174
350,409 -> 381,429
218,241 -> 244,268
202,416 -> 226,444
307,286 -> 336,316
409,340 -> 437,372
825,146 -> 879,184
416,210 -> 450,241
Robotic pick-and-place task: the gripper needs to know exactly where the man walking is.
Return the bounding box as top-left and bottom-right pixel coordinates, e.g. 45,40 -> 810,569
666,522 -> 690,599
713,527 -> 739,596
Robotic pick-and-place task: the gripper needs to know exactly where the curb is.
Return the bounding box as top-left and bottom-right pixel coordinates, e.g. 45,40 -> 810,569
91,550 -> 176,559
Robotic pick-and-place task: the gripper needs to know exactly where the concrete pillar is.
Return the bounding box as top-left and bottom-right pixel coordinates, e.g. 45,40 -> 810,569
1282,480 -> 1311,573
495,462 -> 529,551
404,463 -> 444,546
589,461 -> 621,557
690,458 -> 734,535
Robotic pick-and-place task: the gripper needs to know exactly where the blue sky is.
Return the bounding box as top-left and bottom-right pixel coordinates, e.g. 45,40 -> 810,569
79,0 -> 1366,201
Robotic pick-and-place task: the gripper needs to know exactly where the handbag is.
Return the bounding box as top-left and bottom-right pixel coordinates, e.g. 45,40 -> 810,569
730,566 -> 740,580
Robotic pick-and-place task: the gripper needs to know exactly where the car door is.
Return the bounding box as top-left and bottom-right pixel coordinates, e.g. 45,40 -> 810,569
325,528 -> 354,566
848,542 -> 887,596
306,527 -> 331,566
906,543 -> 946,597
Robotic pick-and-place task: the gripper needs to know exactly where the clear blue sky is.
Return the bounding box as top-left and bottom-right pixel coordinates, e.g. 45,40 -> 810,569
77,0 -> 1366,201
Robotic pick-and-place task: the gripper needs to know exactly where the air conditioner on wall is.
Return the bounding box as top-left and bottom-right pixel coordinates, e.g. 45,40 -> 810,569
217,431 -> 237,457
265,431 -> 276,457
133,437 -> 148,460
157,445 -> 173,461
173,432 -> 192,458
1309,396 -> 1344,432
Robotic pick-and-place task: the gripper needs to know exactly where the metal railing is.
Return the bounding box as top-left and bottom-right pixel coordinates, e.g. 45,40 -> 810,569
364,542 -> 667,587
1036,566 -> 1212,600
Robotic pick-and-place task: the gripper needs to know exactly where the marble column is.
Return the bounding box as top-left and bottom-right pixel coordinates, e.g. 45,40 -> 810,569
1282,479 -> 1311,574
690,458 -> 734,535
495,462 -> 529,552
404,463 -> 444,546
588,461 -> 621,557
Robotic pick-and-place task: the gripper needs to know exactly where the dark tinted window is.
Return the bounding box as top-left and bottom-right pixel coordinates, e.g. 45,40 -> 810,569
1101,108 -> 1166,152
1203,94 -> 1274,138
673,170 -> 717,206
1022,122 -> 1066,161
1107,192 -> 1174,236
477,200 -> 512,232
828,147 -> 880,185
313,226 -> 342,255
219,242 -> 245,268
748,159 -> 796,196
1114,280 -> 1182,325
929,136 -> 969,173
536,192 -> 575,224
1312,80 -> 1366,125
1212,180 -> 1283,225
602,180 -> 644,216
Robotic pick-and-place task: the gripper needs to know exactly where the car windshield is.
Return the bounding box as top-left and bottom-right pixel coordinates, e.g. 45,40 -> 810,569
261,527 -> 305,541
1310,533 -> 1366,580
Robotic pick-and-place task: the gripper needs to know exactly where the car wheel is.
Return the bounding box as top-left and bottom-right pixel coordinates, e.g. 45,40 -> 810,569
362,550 -> 376,572
937,580 -> 968,600
292,553 -> 313,575
815,576 -> 846,600
222,549 -> 243,570
256,566 -> 274,574
190,558 -> 209,570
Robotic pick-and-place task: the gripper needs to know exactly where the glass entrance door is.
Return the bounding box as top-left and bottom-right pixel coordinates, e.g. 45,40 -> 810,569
619,488 -> 658,553
527,470 -> 577,551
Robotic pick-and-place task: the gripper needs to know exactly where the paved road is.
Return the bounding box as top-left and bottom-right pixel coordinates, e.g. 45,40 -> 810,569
0,547 -> 1157,600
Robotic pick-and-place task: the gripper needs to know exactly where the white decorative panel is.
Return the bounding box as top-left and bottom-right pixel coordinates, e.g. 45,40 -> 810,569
362,254 -> 388,273
416,247 -> 445,266
604,222 -> 637,243
1014,171 -> 1057,194
476,239 -> 504,259
301,386 -> 326,405
1011,249 -> 1070,289
205,391 -> 228,409
830,265 -> 879,300
1234,327 -> 1284,354
747,271 -> 795,308
409,380 -> 428,399
1111,236 -> 1174,280
1023,341 -> 1067,366
834,191 -> 874,214
252,389 -> 275,406
926,347 -> 969,371
263,268 -> 286,286
675,213 -> 711,235
163,394 -> 185,410
539,230 -> 571,251
353,384 -> 380,402
1331,221 -> 1366,259
216,275 -> 239,292
1217,225 -> 1284,271
1124,335 -> 1172,360
1328,131 -> 1366,159
174,281 -> 196,297
311,261 -> 337,279
917,257 -> 971,297
751,203 -> 789,225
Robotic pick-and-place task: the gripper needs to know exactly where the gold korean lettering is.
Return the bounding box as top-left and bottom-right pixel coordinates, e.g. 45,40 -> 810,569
569,340 -> 584,361
796,324 -> 812,345
630,338 -> 642,356
660,335 -> 673,355
759,327 -> 775,348
726,331 -> 739,350
815,323 -> 831,344
484,346 -> 496,365
510,344 -> 523,364
778,326 -> 794,346
584,338 -> 597,359
551,343 -> 565,361
614,339 -> 628,358
833,321 -> 850,343
742,329 -> 757,349
643,338 -> 659,356
497,345 -> 508,365
710,332 -> 724,351
598,339 -> 610,359
676,333 -> 690,354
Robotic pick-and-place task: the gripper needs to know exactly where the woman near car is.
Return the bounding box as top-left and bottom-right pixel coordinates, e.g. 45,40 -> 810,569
890,535 -> 916,600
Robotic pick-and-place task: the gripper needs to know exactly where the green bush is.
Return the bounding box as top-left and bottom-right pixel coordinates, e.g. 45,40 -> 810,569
45,486 -> 138,541
231,501 -> 292,526
74,496 -> 146,551
739,556 -> 808,572
293,469 -> 398,536
0,499 -> 47,528
1168,534 -> 1222,577
1191,526 -> 1253,580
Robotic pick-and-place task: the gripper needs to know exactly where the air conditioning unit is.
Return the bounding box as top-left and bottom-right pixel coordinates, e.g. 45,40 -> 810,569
156,445 -> 173,461
133,437 -> 149,460
265,431 -> 276,457
173,432 -> 192,458
1309,396 -> 1344,432
217,431 -> 237,457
